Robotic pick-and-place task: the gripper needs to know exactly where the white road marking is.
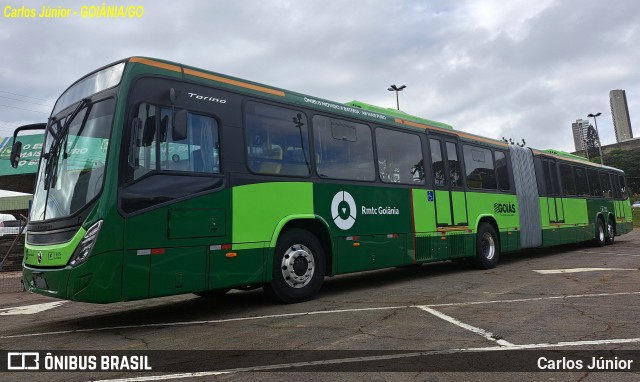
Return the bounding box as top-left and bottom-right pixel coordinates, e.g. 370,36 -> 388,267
533,268 -> 637,274
4,291 -> 640,339
416,305 -> 514,346
0,301 -> 66,315
425,291 -> 640,307
0,305 -> 408,339
575,250 -> 640,257
87,337 -> 640,382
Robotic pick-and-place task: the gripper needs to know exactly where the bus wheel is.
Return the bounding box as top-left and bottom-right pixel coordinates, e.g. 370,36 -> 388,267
604,219 -> 615,245
594,219 -> 606,247
264,229 -> 326,304
472,223 -> 500,269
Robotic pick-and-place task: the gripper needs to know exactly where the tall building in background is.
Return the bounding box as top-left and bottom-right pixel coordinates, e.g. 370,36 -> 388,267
609,89 -> 633,142
571,119 -> 591,152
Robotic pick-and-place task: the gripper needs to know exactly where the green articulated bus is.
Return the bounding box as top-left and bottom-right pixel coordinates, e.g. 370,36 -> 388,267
10,57 -> 633,304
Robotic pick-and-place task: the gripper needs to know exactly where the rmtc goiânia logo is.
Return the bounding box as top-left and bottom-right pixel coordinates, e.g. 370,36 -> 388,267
331,191 -> 357,230
494,202 -> 516,215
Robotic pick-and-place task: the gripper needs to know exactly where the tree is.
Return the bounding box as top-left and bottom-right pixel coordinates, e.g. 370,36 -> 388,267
590,148 -> 640,195
584,125 -> 600,159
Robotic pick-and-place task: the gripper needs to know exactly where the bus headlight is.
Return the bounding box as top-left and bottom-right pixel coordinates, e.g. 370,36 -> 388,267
69,220 -> 103,267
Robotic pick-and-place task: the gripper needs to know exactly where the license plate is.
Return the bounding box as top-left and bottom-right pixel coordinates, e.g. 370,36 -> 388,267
32,273 -> 48,289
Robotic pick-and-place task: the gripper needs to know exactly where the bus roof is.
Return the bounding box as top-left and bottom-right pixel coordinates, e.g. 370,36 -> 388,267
543,149 -> 591,162
344,100 -> 453,130
534,149 -> 623,172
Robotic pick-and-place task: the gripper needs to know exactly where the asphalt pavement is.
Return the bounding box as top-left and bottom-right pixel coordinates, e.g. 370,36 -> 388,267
1,229 -> 639,381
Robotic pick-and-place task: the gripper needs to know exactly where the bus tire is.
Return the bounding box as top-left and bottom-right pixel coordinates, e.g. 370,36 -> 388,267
604,218 -> 615,245
594,218 -> 606,247
264,229 -> 326,304
472,223 -> 500,269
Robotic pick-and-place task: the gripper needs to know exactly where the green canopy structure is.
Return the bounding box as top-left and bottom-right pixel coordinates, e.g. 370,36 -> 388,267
0,134 -> 45,176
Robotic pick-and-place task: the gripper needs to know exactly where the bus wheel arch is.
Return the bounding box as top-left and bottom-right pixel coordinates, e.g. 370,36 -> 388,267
269,217 -> 333,277
472,217 -> 500,269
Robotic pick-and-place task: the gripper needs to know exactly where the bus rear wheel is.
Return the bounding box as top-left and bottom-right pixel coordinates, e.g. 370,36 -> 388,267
472,223 -> 500,269
594,219 -> 606,247
264,229 -> 326,304
604,218 -> 615,245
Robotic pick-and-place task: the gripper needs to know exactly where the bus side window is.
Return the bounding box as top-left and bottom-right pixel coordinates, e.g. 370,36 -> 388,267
542,161 -> 554,195
313,115 -> 374,181
549,162 -> 561,197
599,172 -> 612,198
612,174 -> 621,199
158,108 -> 190,172
187,113 -> 219,173
619,175 -> 628,199
587,169 -> 602,197
462,145 -> 496,190
574,167 -> 589,197
128,103 -> 158,182
429,139 -> 445,187
494,151 -> 510,191
559,163 -> 576,196
446,142 -> 462,188
244,102 -> 310,177
375,128 -> 424,184
127,103 -> 220,181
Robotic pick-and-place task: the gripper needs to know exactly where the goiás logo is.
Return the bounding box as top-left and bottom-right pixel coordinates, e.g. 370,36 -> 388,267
331,191 -> 357,230
494,202 -> 516,215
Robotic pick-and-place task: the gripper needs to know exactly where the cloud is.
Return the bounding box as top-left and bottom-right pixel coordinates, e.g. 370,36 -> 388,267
2,0 -> 639,151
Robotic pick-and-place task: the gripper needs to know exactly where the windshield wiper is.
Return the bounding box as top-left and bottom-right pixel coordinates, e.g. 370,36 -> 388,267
40,117 -> 60,188
44,98 -> 90,190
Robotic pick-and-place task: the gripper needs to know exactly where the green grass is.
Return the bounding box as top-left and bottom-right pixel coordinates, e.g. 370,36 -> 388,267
633,209 -> 640,228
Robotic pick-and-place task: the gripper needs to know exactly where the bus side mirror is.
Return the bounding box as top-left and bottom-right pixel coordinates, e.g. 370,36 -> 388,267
9,122 -> 46,169
173,109 -> 187,141
10,141 -> 22,168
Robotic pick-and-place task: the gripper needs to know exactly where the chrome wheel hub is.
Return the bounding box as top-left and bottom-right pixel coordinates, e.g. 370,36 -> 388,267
281,244 -> 314,288
481,232 -> 495,260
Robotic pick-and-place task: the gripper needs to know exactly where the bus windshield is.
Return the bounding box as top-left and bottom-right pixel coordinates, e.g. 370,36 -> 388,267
52,62 -> 124,115
30,98 -> 115,222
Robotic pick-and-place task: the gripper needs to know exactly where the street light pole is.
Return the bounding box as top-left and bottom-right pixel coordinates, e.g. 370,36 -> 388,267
587,112 -> 604,165
387,84 -> 406,110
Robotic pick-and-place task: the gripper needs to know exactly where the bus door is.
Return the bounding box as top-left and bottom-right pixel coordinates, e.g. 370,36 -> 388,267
428,137 -> 468,227
543,159 -> 564,223
120,99 -> 229,300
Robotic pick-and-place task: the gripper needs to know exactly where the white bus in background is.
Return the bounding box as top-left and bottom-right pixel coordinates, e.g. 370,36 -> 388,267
0,214 -> 22,236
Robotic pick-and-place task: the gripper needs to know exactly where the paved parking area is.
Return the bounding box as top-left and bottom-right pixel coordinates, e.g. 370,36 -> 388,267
1,229 -> 639,381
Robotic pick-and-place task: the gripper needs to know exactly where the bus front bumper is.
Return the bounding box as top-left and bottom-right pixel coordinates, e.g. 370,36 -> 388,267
22,250 -> 123,303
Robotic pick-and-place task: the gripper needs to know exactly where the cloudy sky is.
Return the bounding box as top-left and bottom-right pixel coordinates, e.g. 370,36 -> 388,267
1,0 -> 639,152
